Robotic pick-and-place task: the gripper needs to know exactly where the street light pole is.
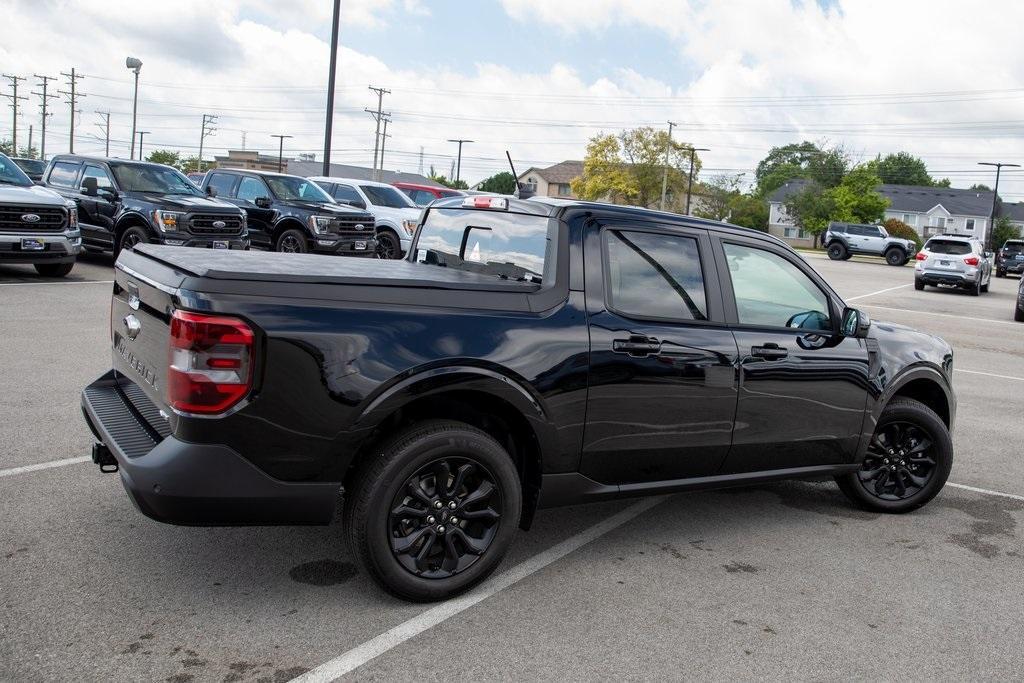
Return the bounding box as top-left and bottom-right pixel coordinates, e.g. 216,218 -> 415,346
322,0 -> 341,176
125,57 -> 142,159
447,139 -> 472,184
978,161 -> 1020,250
271,134 -> 292,172
685,147 -> 709,215
659,121 -> 676,211
136,130 -> 150,159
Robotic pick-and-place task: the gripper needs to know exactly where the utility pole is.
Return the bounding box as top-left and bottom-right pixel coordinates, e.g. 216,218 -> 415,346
2,74 -> 27,154
418,146 -> 424,175
59,68 -> 85,153
271,134 -> 292,172
136,130 -> 150,159
978,161 -> 1021,250
198,114 -> 217,172
94,111 -> 111,156
31,75 -> 58,161
322,0 -> 341,176
684,146 -> 710,215
659,121 -> 677,211
240,130 -> 247,150
27,124 -> 33,157
365,85 -> 390,180
379,116 -> 391,173
447,139 -> 472,184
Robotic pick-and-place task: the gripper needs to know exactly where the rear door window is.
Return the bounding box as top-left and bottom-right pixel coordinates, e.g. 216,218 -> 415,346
47,161 -> 81,188
603,230 -> 708,321
236,176 -> 269,202
206,173 -> 238,197
924,239 -> 971,255
332,184 -> 365,207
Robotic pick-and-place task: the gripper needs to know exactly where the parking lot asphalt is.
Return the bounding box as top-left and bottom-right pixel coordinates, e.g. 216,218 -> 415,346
2,251 -> 1023,681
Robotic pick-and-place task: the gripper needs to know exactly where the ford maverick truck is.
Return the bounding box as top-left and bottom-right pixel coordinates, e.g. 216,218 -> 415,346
82,195 -> 956,601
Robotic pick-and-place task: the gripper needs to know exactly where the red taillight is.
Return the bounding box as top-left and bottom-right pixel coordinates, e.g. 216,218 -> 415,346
168,310 -> 254,415
915,252 -> 928,261
963,256 -> 980,266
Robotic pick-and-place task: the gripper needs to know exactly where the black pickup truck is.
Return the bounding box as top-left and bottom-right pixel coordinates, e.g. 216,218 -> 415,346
82,195 -> 956,601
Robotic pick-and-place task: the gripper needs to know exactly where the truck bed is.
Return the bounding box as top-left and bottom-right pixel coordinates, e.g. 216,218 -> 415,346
131,244 -> 539,292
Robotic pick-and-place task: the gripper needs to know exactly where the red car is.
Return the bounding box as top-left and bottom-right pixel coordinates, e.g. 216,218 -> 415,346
393,181 -> 465,207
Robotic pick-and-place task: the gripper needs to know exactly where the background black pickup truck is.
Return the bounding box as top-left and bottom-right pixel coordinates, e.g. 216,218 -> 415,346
43,155 -> 248,255
83,195 -> 956,601
201,168 -> 376,256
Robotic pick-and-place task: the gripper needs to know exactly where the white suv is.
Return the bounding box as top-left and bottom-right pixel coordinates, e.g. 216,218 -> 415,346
914,235 -> 992,296
310,177 -> 420,259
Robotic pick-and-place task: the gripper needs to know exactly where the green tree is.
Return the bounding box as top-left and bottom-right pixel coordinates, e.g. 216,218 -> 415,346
754,141 -> 848,196
693,174 -> 743,221
827,164 -> 890,224
0,139 -> 12,155
727,194 -> 769,231
146,149 -> 181,169
427,166 -> 468,190
969,183 -> 991,191
571,127 -> 699,210
179,156 -> 203,173
477,171 -> 516,194
876,152 -> 933,186
883,218 -> 922,250
992,215 -> 1021,249
785,183 -> 835,244
0,139 -> 37,158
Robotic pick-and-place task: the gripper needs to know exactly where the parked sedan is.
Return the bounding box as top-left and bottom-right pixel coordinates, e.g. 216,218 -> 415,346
914,235 -> 992,296
995,239 -> 1024,278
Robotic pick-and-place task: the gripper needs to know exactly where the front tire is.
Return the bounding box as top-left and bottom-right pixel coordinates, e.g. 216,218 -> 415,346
835,398 -> 952,513
117,226 -> 149,256
275,228 -> 308,254
375,230 -> 402,260
827,243 -> 848,260
344,420 -> 522,602
885,248 -> 906,266
1015,305 -> 1024,322
34,262 -> 74,277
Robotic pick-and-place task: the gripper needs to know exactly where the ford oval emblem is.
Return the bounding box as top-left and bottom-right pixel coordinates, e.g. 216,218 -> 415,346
21,213 -> 41,223
354,223 -> 365,231
212,220 -> 226,229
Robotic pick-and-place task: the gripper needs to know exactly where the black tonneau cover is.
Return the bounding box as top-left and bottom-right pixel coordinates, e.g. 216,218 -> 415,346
133,244 -> 539,293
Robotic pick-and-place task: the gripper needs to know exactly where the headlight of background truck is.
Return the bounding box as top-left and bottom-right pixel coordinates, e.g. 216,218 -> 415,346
151,210 -> 185,232
308,215 -> 335,235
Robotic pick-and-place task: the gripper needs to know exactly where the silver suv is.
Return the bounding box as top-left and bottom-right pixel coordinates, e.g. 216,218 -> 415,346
914,234 -> 992,296
0,153 -> 81,277
825,221 -> 917,266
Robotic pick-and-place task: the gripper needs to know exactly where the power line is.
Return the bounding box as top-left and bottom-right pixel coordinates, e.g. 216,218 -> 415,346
366,85 -> 390,180
58,68 -> 86,153
198,113 -> 217,171
31,74 -> 58,159
94,110 -> 111,156
2,75 -> 28,153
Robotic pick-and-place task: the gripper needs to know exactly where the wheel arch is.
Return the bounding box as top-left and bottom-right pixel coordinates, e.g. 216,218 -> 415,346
881,368 -> 952,428
346,367 -> 554,530
271,217 -> 309,245
114,212 -> 154,243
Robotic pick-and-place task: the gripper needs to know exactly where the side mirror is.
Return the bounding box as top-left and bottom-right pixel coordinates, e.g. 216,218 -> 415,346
841,307 -> 871,339
255,196 -> 273,209
205,185 -> 217,198
81,176 -> 98,196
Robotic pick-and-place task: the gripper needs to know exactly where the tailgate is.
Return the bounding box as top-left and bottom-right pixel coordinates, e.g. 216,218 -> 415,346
111,249 -> 190,413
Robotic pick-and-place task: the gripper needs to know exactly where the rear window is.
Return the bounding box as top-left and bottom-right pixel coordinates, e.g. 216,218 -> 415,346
1003,241 -> 1024,253
414,208 -> 553,284
924,239 -> 972,255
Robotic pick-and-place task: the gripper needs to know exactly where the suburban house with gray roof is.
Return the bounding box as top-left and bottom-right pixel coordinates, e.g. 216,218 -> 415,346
1001,202 -> 1024,236
516,160 -> 583,199
768,181 -> 997,247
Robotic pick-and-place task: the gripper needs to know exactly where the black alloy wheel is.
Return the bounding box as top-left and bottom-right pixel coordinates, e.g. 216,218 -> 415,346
885,248 -> 905,266
376,230 -> 401,259
835,398 -> 952,513
118,226 -> 149,255
276,228 -> 308,254
857,421 -> 937,501
388,457 -> 502,579
827,243 -> 847,260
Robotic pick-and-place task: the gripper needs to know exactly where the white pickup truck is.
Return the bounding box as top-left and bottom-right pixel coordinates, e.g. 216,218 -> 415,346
310,176 -> 421,259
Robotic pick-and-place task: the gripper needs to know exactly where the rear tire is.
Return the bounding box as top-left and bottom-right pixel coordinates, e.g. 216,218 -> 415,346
914,278 -> 925,291
344,420 -> 522,602
33,262 -> 74,277
827,243 -> 848,261
835,398 -> 952,514
969,280 -> 981,296
885,248 -> 906,266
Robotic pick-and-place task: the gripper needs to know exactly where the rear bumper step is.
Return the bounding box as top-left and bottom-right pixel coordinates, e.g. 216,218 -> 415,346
81,370 -> 340,526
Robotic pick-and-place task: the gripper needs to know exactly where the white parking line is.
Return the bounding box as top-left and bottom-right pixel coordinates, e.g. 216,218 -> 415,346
290,496 -> 669,683
0,456 -> 90,478
0,279 -> 113,287
860,304 -> 1019,326
955,369 -> 1024,382
948,482 -> 1024,504
845,284 -> 911,302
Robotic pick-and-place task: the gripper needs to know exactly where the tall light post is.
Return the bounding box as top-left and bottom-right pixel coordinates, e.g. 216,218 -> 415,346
685,146 -> 709,215
271,134 -> 292,172
978,161 -> 1020,250
322,0 -> 341,176
659,121 -> 676,211
136,131 -> 150,159
125,57 -> 142,159
448,139 -> 472,184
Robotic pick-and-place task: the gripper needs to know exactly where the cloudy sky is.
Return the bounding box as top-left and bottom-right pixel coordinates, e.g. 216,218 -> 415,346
4,0 -> 1024,196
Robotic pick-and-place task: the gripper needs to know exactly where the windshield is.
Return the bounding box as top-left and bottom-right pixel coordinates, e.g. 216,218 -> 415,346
266,176 -> 333,202
413,208 -> 553,284
112,164 -> 202,195
924,239 -> 971,255
13,158 -> 46,176
1003,241 -> 1024,253
360,184 -> 416,209
0,154 -> 33,187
